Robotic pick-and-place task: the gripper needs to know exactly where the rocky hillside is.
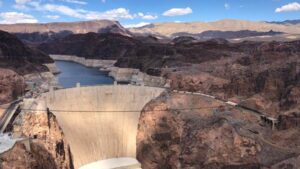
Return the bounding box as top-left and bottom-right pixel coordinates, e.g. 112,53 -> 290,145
137,92 -> 300,169
1,110 -> 73,169
14,30 -> 73,46
0,69 -> 25,104
115,38 -> 300,117
0,30 -> 53,104
0,20 -> 131,44
130,19 -> 300,37
0,30 -> 53,74
172,30 -> 283,40
39,32 -> 300,117
38,32 -> 138,59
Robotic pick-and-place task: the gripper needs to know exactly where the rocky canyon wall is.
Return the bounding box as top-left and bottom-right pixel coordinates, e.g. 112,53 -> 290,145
137,92 -> 300,169
0,68 -> 25,104
1,100 -> 74,169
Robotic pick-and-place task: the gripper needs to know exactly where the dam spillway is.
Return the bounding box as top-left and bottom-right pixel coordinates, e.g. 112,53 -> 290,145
42,85 -> 165,169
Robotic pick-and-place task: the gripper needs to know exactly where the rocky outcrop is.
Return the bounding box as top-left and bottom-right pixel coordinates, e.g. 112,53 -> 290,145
44,63 -> 60,74
0,30 -> 53,75
0,30 -> 57,103
23,71 -> 59,98
168,71 -> 229,94
0,141 -> 40,169
137,93 -> 259,168
269,155 -> 300,169
10,104 -> 73,169
277,112 -> 300,130
0,68 -> 25,104
0,137 -> 70,169
137,92 -> 300,169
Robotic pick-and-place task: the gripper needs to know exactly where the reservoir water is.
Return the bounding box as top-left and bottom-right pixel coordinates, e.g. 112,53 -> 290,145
55,60 -> 114,88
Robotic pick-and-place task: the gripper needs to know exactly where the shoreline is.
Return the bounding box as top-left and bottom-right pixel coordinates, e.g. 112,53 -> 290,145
49,54 -> 167,87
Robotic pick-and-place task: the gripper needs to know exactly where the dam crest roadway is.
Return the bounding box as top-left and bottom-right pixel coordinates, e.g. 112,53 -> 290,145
38,84 -> 165,169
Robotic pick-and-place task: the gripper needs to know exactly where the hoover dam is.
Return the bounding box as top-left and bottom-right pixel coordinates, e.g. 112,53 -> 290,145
1,16 -> 300,169
40,84 -> 165,168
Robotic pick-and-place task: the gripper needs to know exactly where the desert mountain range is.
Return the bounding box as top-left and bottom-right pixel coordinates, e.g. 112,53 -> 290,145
129,19 -> 300,37
0,20 -> 130,36
0,19 -> 299,40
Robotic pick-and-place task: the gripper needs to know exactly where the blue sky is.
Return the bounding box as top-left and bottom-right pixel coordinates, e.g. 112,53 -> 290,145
0,0 -> 299,27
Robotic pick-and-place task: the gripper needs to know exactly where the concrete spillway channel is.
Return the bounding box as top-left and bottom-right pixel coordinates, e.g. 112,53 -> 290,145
39,85 -> 165,169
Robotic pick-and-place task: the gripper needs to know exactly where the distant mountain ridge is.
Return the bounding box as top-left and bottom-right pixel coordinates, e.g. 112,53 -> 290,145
129,19 -> 300,37
172,30 -> 283,40
0,20 -> 131,36
1,19 -> 300,43
267,19 -> 300,25
0,20 -> 131,44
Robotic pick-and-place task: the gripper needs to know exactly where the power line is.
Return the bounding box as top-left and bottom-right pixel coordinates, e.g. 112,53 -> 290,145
18,106 -> 220,113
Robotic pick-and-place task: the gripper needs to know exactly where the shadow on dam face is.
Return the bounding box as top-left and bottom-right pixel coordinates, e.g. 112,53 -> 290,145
43,85 -> 165,169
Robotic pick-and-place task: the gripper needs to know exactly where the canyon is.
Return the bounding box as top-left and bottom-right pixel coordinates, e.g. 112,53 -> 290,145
36,32 -> 300,118
0,19 -> 300,169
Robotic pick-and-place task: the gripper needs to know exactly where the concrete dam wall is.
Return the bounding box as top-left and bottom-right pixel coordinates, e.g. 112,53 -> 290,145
42,85 -> 165,168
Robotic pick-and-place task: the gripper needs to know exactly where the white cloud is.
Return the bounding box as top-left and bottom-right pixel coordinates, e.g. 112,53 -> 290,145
124,22 -> 150,28
163,7 -> 192,16
36,3 -> 85,18
14,1 -> 156,21
14,0 -> 32,9
15,0 -> 31,4
84,8 -> 134,20
275,2 -> 300,13
224,3 -> 230,10
0,12 -> 38,24
62,0 -> 87,5
137,12 -> 157,20
45,15 -> 60,19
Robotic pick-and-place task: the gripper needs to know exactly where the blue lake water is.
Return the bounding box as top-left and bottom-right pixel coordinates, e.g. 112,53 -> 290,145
55,60 -> 114,88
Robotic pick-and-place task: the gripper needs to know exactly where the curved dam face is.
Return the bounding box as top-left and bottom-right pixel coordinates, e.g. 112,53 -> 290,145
43,85 -> 165,168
